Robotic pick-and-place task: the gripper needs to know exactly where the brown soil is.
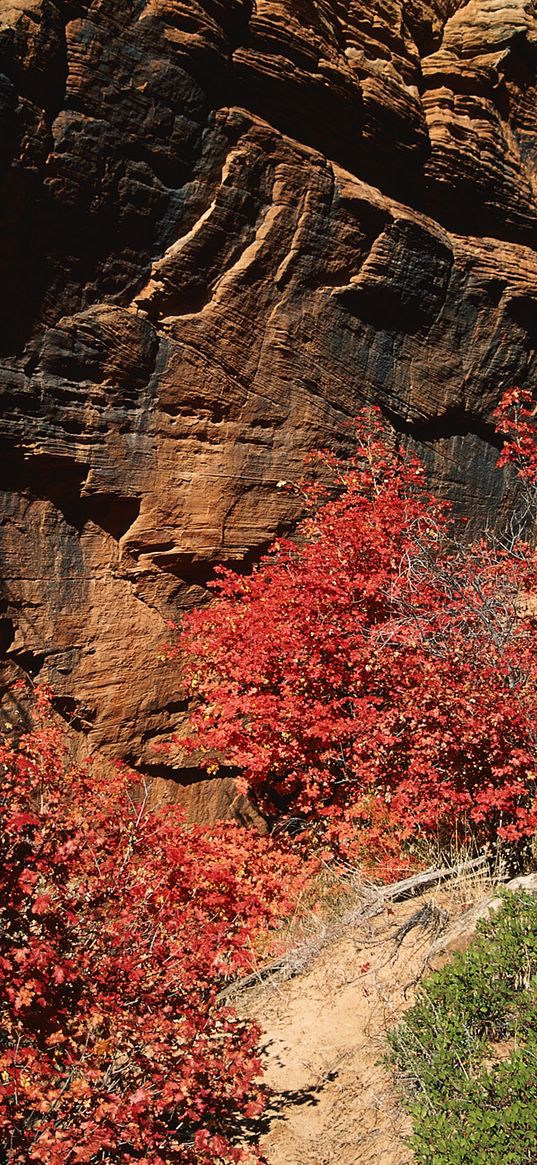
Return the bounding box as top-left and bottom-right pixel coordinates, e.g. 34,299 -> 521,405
237,882 -> 488,1165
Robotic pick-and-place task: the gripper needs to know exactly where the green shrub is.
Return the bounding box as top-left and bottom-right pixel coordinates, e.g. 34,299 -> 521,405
388,891 -> 537,1165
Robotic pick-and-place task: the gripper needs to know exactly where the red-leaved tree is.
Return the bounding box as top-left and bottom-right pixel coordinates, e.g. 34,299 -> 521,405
176,392 -> 537,871
0,700 -> 304,1164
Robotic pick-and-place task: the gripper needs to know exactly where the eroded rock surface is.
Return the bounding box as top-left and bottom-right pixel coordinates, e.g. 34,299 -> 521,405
1,0 -> 536,811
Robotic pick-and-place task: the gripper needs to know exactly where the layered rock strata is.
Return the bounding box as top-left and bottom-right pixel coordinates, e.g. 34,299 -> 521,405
0,0 -> 536,812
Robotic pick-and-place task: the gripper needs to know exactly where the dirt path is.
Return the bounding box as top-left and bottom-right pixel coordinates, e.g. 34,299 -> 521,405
238,891 -> 466,1165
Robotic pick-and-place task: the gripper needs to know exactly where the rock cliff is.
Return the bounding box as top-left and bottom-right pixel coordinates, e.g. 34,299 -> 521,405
1,0 -> 536,811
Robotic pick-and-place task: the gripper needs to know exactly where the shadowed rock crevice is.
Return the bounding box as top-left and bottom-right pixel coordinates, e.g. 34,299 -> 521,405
0,446 -> 88,516
0,0 -> 69,121
51,692 -> 96,731
128,760 -> 212,787
0,445 -> 141,539
385,403 -> 502,447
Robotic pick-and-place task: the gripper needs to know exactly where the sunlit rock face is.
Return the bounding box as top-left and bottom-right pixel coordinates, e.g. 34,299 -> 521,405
1,0 -> 536,810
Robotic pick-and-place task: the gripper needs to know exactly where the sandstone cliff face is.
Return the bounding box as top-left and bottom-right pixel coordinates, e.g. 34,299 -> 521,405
1,0 -> 536,811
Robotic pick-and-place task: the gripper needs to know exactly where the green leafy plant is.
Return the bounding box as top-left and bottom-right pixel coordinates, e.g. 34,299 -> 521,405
388,891 -> 537,1165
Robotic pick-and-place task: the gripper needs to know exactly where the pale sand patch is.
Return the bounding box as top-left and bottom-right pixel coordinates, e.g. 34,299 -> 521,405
238,872 -> 502,1165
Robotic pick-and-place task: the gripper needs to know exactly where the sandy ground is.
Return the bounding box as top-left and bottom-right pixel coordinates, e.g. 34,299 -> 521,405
236,885 -> 481,1165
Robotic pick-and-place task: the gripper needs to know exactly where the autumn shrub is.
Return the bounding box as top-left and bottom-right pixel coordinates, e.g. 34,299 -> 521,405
175,391 -> 537,872
387,890 -> 537,1165
0,703 -> 304,1164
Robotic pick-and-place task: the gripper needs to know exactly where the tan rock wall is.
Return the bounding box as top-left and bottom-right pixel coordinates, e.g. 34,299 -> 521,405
0,0 -> 536,814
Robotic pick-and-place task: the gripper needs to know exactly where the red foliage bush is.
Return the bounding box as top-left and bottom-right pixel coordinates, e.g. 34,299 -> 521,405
177,393 -> 537,870
0,703 -> 302,1164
